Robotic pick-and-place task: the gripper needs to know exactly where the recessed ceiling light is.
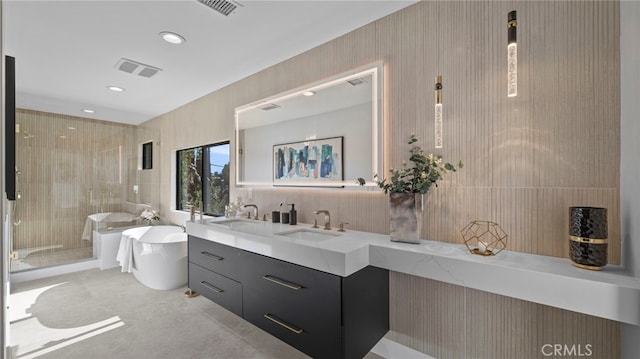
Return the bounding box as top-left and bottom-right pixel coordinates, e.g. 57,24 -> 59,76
59,135 -> 67,139
107,85 -> 125,92
160,31 -> 186,45
82,109 -> 95,114
302,91 -> 316,97
67,126 -> 77,130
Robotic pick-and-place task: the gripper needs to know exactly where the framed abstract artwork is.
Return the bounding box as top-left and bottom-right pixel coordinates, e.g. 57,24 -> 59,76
273,136 -> 343,186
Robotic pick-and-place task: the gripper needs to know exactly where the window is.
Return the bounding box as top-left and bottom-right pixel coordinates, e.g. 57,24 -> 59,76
177,141 -> 230,216
142,141 -> 153,170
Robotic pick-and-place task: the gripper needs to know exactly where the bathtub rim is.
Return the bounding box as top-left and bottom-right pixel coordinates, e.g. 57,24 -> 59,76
124,225 -> 187,244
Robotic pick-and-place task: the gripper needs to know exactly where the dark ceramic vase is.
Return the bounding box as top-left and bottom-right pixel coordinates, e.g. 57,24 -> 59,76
569,207 -> 607,270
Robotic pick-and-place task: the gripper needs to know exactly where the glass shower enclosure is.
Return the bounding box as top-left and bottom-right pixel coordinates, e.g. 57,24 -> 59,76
10,109 -> 148,272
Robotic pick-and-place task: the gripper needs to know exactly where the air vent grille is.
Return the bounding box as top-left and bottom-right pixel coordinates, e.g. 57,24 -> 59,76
261,104 -> 280,111
347,77 -> 368,86
114,58 -> 162,78
197,0 -> 239,16
138,67 -> 160,78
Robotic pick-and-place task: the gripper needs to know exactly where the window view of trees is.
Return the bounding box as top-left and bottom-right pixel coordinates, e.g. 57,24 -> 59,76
177,142 -> 229,216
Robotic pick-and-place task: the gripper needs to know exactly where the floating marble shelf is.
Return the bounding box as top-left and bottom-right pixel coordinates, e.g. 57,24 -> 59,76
369,241 -> 640,326
187,219 -> 640,325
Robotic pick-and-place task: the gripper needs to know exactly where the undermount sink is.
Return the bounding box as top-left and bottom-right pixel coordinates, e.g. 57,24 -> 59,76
275,228 -> 340,241
209,218 -> 259,233
210,218 -> 254,225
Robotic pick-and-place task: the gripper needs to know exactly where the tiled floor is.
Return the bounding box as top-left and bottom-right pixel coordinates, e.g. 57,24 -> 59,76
9,268 -> 384,359
11,247 -> 93,272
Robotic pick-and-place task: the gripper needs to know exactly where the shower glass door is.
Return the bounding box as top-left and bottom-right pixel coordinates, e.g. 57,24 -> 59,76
11,110 -> 137,272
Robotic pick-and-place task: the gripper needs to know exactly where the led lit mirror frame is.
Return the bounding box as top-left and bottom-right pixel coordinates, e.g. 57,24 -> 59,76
235,63 -> 383,188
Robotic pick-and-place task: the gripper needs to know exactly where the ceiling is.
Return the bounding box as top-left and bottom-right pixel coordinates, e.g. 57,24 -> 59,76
4,0 -> 416,126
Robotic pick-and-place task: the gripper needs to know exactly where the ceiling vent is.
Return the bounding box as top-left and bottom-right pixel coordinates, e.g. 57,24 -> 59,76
114,58 -> 162,78
347,77 -> 368,86
261,104 -> 280,111
197,0 -> 243,16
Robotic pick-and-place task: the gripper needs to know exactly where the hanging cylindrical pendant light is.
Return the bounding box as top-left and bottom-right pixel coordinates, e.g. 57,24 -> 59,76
434,75 -> 443,148
507,10 -> 517,97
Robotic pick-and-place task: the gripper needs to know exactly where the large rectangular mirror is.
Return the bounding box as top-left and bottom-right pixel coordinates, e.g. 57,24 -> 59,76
235,63 -> 383,187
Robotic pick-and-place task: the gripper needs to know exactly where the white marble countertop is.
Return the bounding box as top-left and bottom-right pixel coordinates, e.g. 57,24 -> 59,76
187,218 -> 640,325
186,218 -> 372,277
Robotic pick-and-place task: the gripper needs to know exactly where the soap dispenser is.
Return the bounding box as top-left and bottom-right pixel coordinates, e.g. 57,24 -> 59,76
287,203 -> 297,225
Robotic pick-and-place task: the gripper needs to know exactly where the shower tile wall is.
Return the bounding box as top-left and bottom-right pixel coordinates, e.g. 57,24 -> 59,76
13,109 -> 136,268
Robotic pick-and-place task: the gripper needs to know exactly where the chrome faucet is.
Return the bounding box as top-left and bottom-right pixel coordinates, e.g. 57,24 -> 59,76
190,201 -> 204,222
314,210 -> 331,230
244,204 -> 259,220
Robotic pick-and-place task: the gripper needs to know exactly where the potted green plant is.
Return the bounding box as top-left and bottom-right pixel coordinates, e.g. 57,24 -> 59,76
358,134 -> 462,243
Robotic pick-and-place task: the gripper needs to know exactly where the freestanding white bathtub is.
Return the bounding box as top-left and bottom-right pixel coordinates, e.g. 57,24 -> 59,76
119,225 -> 187,290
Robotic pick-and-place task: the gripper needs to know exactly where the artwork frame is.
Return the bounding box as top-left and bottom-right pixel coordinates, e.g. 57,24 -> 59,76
273,136 -> 343,186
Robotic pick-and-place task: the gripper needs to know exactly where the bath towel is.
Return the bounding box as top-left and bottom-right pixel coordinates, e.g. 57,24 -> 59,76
116,226 -> 147,272
116,232 -> 135,273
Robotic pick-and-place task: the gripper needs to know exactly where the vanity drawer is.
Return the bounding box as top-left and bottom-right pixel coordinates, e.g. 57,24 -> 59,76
189,263 -> 242,317
240,250 -> 341,306
188,235 -> 241,280
243,287 -> 341,359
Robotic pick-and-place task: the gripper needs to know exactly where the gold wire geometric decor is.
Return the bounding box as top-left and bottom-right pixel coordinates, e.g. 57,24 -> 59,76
461,220 -> 508,256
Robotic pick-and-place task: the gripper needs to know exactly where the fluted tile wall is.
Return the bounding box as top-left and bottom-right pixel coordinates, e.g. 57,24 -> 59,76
146,1 -> 621,357
374,0 -> 620,262
389,272 -> 620,358
389,272 -> 465,359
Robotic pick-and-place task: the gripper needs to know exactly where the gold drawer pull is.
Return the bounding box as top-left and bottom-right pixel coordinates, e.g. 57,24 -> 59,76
263,313 -> 303,334
201,251 -> 224,261
262,275 -> 303,291
200,281 -> 224,293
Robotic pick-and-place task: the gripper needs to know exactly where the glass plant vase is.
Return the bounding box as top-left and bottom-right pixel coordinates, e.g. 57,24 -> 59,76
389,192 -> 422,244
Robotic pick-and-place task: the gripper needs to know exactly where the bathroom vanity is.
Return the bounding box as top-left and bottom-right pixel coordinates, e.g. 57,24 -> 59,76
187,221 -> 389,359
187,216 -> 640,342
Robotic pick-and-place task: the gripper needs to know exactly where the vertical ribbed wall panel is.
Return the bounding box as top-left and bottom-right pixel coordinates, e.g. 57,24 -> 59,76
464,287 -> 619,358
389,273 -> 620,358
388,272 -> 465,359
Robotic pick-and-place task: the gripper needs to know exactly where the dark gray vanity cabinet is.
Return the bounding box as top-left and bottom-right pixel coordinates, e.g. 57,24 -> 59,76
241,250 -> 344,358
188,235 -> 389,359
188,236 -> 243,316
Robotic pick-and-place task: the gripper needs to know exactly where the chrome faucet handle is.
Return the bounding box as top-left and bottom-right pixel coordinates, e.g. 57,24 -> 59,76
338,222 -> 349,232
313,210 -> 331,230
323,221 -> 331,230
243,204 -> 259,220
312,219 -> 319,229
